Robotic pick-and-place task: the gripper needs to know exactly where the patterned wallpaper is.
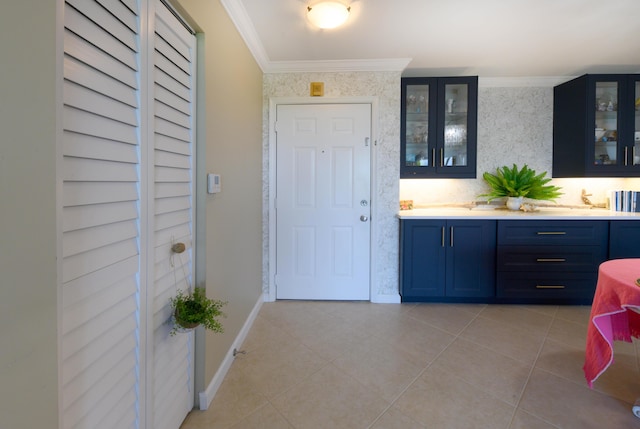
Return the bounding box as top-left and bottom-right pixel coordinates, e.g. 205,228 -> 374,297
263,75 -> 636,300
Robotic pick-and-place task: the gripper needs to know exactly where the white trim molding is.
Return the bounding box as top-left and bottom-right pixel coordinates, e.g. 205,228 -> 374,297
198,294 -> 263,410
371,293 -> 402,304
478,76 -> 574,88
219,0 -> 270,71
266,58 -> 412,73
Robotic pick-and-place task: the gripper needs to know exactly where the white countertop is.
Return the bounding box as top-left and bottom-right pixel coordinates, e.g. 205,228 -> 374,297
398,207 -> 640,220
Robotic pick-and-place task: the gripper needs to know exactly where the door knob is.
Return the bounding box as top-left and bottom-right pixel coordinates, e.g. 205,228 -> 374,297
360,215 -> 369,222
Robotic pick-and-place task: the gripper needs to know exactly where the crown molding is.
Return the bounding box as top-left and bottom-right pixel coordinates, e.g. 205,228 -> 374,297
219,0 -> 270,71
220,0 -> 576,82
265,58 -> 413,73
478,76 -> 574,88
221,0 -> 411,74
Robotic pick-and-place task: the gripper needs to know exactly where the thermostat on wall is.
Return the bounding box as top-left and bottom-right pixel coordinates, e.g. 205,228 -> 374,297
207,173 -> 221,194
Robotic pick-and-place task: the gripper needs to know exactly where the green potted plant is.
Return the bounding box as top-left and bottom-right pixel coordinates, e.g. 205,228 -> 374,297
169,287 -> 226,336
479,164 -> 563,210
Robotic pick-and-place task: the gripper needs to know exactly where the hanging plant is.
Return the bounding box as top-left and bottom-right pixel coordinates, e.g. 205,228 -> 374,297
169,287 -> 226,336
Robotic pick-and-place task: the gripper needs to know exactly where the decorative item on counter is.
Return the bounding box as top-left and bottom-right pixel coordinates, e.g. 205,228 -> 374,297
519,203 -> 539,212
479,164 -> 563,211
399,200 -> 414,210
609,190 -> 640,212
169,287 -> 226,336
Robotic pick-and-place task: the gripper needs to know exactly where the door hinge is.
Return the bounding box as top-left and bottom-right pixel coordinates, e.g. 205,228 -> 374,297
274,121 -> 279,133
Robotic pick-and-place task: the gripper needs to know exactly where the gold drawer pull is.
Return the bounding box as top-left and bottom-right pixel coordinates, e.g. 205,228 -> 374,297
537,231 -> 566,235
536,258 -> 566,262
536,285 -> 566,289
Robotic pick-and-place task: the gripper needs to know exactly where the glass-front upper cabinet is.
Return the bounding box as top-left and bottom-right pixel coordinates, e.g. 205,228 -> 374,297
401,76 -> 478,178
594,80 -> 620,166
553,74 -> 640,177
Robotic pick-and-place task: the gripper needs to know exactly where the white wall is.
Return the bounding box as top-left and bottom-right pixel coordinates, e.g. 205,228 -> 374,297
173,0 -> 265,390
0,0 -> 60,427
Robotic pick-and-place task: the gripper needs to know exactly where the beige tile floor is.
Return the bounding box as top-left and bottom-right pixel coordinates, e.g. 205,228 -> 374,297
181,301 -> 640,429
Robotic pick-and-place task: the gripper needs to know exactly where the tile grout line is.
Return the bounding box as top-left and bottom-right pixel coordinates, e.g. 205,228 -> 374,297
505,305 -> 561,429
366,305 -> 487,429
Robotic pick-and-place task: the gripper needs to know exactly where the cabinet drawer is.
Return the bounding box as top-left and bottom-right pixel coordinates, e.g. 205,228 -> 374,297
497,245 -> 607,272
497,272 -> 597,302
497,220 -> 608,246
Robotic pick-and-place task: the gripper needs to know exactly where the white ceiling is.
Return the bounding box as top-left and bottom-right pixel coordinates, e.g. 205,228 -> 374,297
221,0 -> 640,77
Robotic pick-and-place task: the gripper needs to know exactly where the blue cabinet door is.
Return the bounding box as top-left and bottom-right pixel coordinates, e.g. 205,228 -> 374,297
446,220 -> 496,298
400,220 -> 446,299
400,219 -> 496,301
610,220 -> 640,259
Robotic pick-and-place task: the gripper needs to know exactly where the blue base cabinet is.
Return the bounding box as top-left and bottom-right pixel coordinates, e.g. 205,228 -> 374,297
400,220 -> 496,302
496,220 -> 608,304
400,218 -> 625,304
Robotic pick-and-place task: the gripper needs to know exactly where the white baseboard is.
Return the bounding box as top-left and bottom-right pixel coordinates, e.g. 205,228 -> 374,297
371,293 -> 401,304
198,294 -> 264,410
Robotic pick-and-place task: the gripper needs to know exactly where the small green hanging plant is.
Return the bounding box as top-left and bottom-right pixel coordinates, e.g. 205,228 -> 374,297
479,164 -> 563,201
169,287 -> 226,336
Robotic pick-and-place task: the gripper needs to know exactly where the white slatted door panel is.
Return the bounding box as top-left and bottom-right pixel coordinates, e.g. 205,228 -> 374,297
150,2 -> 196,429
61,1 -> 141,429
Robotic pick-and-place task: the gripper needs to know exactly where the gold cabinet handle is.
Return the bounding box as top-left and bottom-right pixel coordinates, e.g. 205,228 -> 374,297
440,148 -> 444,167
536,231 -> 566,235
536,258 -> 566,262
432,148 -> 436,166
450,226 -> 454,247
536,285 -> 566,289
441,226 -> 445,247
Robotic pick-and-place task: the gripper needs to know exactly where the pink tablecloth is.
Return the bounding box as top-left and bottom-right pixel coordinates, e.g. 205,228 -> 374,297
584,259 -> 640,387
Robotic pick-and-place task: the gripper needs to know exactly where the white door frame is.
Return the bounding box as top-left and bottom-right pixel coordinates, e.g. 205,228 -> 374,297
267,96 -> 379,302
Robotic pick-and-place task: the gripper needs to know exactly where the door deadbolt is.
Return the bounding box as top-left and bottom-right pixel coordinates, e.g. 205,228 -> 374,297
360,200 -> 368,207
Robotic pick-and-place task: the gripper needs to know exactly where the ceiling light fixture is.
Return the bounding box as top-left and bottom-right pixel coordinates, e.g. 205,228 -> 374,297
307,2 -> 351,29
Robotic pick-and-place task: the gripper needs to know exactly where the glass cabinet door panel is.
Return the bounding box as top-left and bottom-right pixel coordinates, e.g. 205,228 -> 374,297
635,81 -> 640,165
443,83 -> 468,167
405,84 -> 430,167
594,81 -> 619,166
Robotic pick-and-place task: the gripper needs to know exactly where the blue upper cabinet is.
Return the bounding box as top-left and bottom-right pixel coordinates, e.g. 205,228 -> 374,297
553,74 -> 640,177
401,76 -> 478,178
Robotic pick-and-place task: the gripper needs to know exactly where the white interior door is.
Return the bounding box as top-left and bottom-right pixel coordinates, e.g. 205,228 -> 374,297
275,103 -> 371,300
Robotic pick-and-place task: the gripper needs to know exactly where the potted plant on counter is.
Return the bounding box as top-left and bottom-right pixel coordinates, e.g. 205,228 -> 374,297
479,164 -> 563,210
169,287 -> 226,336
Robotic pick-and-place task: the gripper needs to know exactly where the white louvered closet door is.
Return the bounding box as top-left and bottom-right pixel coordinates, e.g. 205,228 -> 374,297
149,2 -> 197,429
62,1 -> 142,428
61,0 -> 196,428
